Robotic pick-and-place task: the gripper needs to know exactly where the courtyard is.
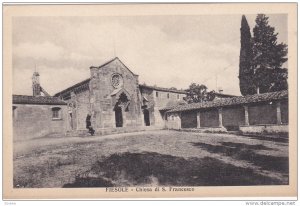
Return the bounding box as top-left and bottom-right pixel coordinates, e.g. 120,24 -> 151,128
13,130 -> 289,188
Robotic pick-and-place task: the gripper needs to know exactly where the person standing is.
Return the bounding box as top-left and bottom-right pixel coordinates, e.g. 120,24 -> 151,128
86,113 -> 95,136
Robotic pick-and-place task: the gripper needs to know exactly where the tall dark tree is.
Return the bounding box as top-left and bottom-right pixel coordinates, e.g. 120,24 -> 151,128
239,15 -> 256,95
252,14 -> 288,93
184,83 -> 215,103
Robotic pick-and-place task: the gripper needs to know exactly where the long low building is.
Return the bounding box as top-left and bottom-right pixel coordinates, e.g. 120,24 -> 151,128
164,90 -> 288,134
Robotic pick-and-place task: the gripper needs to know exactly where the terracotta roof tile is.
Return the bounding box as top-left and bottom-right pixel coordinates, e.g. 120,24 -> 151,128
139,84 -> 187,94
166,90 -> 288,113
54,78 -> 90,97
13,95 -> 67,105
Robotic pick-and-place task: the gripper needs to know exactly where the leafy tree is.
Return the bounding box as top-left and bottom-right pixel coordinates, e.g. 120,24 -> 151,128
252,14 -> 288,93
239,15 -> 256,95
184,83 -> 215,103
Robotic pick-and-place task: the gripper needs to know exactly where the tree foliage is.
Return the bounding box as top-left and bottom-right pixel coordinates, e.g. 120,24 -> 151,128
252,14 -> 288,93
184,83 -> 215,103
239,14 -> 288,95
239,15 -> 256,95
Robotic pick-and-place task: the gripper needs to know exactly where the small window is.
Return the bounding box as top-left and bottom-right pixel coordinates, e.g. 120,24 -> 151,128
156,92 -> 159,98
52,107 -> 62,120
167,93 -> 170,99
53,110 -> 59,118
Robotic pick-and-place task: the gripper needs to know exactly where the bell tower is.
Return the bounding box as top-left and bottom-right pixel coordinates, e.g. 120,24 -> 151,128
32,71 -> 41,96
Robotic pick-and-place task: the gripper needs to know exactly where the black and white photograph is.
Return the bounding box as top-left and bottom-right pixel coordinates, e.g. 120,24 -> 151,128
3,3 -> 297,199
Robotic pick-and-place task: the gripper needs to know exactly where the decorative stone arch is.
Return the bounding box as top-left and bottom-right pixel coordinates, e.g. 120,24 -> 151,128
111,88 -> 131,127
111,88 -> 131,109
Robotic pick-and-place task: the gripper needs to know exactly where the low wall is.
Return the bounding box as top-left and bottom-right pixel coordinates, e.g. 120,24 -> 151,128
166,113 -> 181,130
239,124 -> 288,134
181,127 -> 227,133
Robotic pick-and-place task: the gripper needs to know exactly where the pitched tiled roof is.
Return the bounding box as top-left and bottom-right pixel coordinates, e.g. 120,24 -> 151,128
214,92 -> 237,98
54,78 -> 90,98
166,90 -> 288,113
13,95 -> 67,105
159,100 -> 188,111
139,84 -> 187,94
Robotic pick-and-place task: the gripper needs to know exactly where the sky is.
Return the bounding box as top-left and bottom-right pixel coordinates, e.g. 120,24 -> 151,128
12,14 -> 287,96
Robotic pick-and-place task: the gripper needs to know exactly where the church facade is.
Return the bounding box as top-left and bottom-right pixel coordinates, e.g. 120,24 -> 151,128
53,57 -> 187,135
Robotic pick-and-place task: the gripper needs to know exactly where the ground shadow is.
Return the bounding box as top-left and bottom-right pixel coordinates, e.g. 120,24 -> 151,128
63,177 -> 113,188
63,151 -> 285,188
246,134 -> 289,143
191,142 -> 289,174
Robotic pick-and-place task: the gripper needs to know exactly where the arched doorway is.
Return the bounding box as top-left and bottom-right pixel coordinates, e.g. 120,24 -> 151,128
69,112 -> 73,130
115,106 -> 123,127
143,109 -> 150,126
113,92 -> 130,128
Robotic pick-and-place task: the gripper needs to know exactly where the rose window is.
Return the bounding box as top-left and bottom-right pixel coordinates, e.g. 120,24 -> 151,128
111,74 -> 123,88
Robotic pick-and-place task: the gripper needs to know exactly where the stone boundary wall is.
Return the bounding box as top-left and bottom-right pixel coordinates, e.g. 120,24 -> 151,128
239,124 -> 288,134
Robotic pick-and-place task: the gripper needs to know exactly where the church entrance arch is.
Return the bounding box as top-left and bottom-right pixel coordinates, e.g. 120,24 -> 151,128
113,92 -> 130,128
115,106 -> 123,127
143,109 -> 150,126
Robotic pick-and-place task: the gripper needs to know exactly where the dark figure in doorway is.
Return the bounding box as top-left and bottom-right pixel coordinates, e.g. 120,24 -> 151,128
86,114 -> 95,136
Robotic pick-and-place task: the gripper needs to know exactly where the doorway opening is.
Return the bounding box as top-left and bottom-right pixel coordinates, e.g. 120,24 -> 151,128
115,106 -> 123,127
69,112 -> 74,130
143,109 -> 150,126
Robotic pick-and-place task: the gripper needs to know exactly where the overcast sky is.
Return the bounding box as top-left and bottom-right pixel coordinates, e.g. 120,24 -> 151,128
12,14 -> 287,96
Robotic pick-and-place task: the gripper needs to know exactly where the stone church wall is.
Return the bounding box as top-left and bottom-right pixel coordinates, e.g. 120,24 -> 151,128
154,90 -> 185,108
153,90 -> 186,128
140,87 -> 156,126
89,59 -> 143,129
74,90 -> 90,130
140,87 -> 186,128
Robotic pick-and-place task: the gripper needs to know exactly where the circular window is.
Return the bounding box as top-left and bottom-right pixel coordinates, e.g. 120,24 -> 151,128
111,74 -> 123,89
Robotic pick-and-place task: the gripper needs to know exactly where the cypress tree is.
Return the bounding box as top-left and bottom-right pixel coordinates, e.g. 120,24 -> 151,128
239,15 -> 256,95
